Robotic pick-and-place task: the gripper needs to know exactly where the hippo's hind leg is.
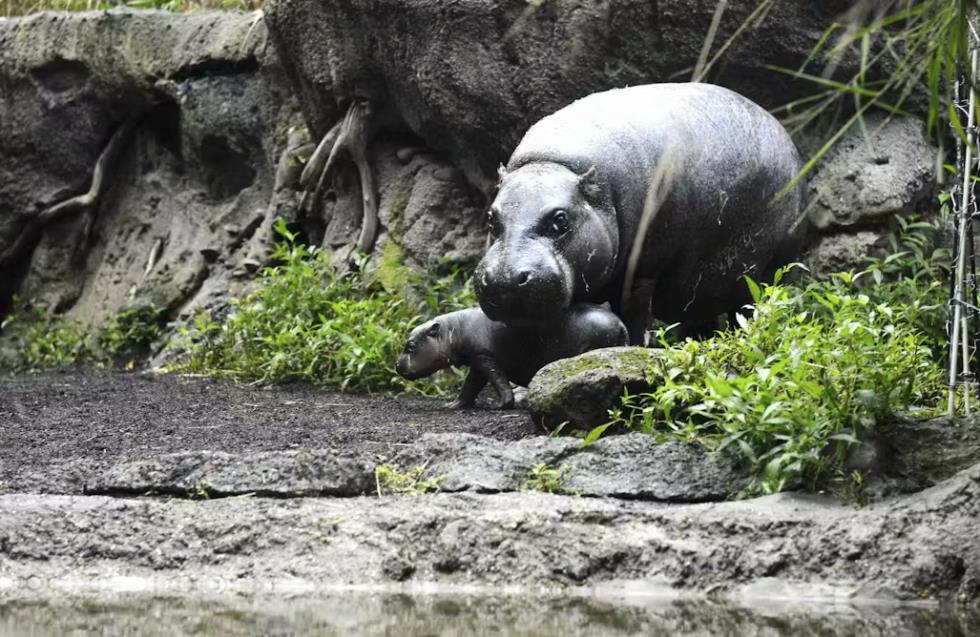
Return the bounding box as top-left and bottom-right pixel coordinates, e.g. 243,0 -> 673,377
298,98 -> 379,254
446,369 -> 488,409
623,277 -> 656,346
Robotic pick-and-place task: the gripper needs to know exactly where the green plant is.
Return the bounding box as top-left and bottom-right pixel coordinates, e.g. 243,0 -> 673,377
603,265 -> 944,496
172,219 -> 474,395
190,480 -> 211,500
765,0 -> 977,192
2,301 -> 168,370
98,304 -> 165,359
11,308 -> 93,369
860,214 -> 950,355
374,463 -> 444,496
522,463 -> 572,494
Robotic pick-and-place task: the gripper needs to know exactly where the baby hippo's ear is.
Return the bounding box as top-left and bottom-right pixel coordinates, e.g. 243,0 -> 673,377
427,322 -> 441,337
497,164 -> 508,181
578,165 -> 601,202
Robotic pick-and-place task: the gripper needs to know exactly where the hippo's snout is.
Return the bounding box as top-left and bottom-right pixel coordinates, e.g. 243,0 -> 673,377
395,353 -> 421,379
475,247 -> 571,326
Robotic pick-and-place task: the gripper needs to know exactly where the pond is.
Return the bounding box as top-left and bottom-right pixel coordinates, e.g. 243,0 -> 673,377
2,589 -> 977,636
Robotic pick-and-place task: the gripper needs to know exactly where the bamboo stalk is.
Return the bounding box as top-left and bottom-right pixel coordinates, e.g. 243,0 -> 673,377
949,47 -> 978,415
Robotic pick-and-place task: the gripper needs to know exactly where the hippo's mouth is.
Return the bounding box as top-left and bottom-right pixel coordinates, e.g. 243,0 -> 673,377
395,355 -> 425,380
479,293 -> 570,326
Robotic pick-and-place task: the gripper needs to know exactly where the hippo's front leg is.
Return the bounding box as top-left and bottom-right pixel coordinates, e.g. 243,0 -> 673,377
446,369 -> 487,409
624,277 -> 656,346
471,354 -> 514,409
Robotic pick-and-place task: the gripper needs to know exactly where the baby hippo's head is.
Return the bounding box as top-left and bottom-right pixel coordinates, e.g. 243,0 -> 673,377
395,319 -> 451,380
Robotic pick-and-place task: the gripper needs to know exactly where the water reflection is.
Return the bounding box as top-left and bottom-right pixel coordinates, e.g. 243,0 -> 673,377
1,592 -> 977,636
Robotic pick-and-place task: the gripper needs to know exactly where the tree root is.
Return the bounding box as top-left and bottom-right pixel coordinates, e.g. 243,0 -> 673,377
300,98 -> 379,255
0,115 -> 141,270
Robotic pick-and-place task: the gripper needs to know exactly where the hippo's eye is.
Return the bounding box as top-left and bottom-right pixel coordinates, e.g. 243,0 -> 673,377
549,209 -> 569,236
487,211 -> 503,238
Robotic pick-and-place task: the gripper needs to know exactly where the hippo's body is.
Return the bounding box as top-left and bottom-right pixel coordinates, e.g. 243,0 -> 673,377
475,83 -> 806,343
396,304 -> 627,409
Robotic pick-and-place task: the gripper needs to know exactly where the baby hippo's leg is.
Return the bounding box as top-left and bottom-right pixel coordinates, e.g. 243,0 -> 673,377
472,354 -> 514,409
446,370 -> 487,409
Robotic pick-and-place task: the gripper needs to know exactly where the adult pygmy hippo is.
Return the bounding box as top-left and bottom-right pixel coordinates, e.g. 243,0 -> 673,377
395,303 -> 627,409
475,83 -> 806,344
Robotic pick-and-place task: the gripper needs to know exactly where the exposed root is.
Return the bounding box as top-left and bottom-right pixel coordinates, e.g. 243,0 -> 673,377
300,99 -> 379,255
0,115 -> 141,269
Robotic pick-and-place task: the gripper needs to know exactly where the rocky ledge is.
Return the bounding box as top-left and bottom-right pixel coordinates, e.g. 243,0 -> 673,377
1,370 -> 979,605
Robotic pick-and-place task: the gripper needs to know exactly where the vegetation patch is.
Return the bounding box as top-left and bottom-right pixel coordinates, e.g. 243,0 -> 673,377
2,301 -> 165,370
375,463 -> 444,496
522,463 -> 573,494
605,272 -> 944,496
171,220 -> 475,395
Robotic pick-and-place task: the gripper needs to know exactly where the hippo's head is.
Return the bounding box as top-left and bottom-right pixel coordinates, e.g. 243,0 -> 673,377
474,162 -> 619,326
395,318 -> 449,380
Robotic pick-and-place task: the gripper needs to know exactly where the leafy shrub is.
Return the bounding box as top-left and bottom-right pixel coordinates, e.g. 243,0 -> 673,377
859,215 -> 950,356
98,305 -> 165,359
172,220 -> 474,395
606,266 -> 945,495
5,308 -> 94,369
2,302 -> 165,370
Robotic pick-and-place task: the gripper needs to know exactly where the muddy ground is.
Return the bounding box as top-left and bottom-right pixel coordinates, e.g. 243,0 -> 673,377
1,369 -> 980,615
0,370 -> 535,494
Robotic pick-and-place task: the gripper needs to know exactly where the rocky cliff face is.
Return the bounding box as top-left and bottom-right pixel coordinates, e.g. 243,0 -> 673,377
0,2 -> 940,355
0,10 -> 298,330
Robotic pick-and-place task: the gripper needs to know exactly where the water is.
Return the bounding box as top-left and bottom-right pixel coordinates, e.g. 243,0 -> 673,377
1,591 -> 977,636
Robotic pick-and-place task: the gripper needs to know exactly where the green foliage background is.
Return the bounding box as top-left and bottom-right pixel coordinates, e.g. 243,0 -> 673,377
172,221 -> 474,395
601,217 -> 950,495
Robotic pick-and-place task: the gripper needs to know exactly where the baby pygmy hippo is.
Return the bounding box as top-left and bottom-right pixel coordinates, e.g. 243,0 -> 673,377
395,303 -> 628,409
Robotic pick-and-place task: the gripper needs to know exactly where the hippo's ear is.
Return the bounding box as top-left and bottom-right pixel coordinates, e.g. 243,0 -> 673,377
578,165 -> 601,201
427,322 -> 441,337
497,164 -> 507,181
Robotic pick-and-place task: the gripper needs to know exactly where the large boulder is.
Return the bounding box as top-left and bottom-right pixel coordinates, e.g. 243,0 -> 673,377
264,0 -> 860,193
0,10 -> 300,326
806,114 -> 938,231
527,346 -> 666,429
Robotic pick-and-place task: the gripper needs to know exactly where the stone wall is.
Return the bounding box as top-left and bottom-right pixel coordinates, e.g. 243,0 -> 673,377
0,2 -> 942,357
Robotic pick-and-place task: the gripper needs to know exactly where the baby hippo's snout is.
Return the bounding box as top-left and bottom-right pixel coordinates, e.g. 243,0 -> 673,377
396,319 -> 450,381
394,353 -> 418,379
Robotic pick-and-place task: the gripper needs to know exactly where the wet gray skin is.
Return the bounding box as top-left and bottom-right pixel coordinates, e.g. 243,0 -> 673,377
396,303 -> 627,409
474,83 -> 807,344
475,164 -> 619,327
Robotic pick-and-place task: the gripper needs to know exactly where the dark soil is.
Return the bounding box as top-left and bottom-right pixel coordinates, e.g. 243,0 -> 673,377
0,369 -> 537,493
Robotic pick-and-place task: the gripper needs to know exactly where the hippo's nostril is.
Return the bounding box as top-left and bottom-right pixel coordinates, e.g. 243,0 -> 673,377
516,271 -> 532,286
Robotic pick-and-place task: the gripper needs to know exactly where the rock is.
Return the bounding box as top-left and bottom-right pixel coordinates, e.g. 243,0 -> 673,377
265,0 -> 864,192
0,9 -> 303,341
527,346 -> 667,429
3,462 -> 980,601
85,450 -> 376,497
391,433 -> 579,494
564,436 -> 747,502
805,230 -> 883,279
806,115 -> 938,230
82,430 -> 746,503
849,414 -> 980,498
336,140 -> 488,273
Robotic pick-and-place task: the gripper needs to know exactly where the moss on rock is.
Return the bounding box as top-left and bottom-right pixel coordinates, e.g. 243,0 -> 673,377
527,346 -> 668,429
